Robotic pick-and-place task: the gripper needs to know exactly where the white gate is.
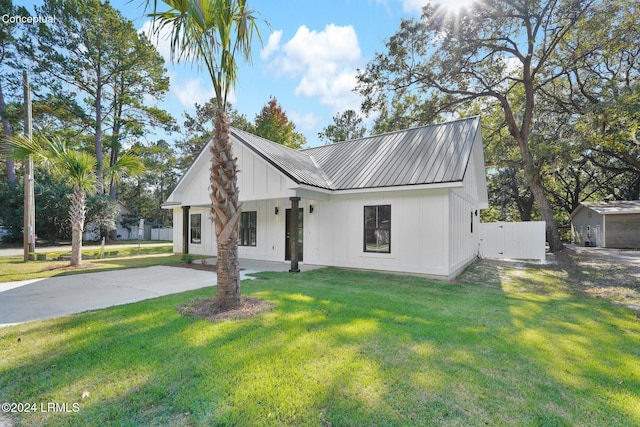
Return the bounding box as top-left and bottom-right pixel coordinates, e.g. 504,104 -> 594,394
479,221 -> 546,261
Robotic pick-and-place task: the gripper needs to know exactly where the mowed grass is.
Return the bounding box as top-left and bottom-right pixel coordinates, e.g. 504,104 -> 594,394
0,246 -> 181,283
1,265 -> 639,426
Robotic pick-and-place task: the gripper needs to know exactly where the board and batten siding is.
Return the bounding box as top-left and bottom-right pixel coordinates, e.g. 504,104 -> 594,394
172,208 -> 183,254
449,189 -> 480,278
237,199 -> 292,262
305,189 -> 451,278
235,143 -> 297,202
186,207 -> 216,257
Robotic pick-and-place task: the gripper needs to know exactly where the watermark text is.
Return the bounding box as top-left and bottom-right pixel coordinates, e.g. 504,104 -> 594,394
2,15 -> 56,25
2,402 -> 80,413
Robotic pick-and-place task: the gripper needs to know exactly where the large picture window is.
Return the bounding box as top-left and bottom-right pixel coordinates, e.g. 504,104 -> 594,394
190,213 -> 201,244
238,211 -> 257,246
364,205 -> 391,253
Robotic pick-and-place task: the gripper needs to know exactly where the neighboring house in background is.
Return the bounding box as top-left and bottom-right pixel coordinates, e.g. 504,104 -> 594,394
84,201 -> 135,241
163,117 -> 488,280
570,200 -> 640,248
84,202 -> 169,241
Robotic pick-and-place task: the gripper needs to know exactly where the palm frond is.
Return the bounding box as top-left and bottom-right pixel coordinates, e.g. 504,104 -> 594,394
2,134 -> 46,163
105,152 -> 145,185
56,149 -> 98,192
147,0 -> 263,108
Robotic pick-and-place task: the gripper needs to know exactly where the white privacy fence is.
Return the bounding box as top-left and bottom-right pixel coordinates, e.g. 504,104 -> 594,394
478,221 -> 546,261
151,228 -> 173,241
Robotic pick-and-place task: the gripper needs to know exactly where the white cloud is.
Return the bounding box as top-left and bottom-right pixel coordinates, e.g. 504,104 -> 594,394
289,111 -> 321,132
171,75 -> 217,107
402,0 -> 475,14
401,0 -> 428,13
266,24 -> 363,113
260,30 -> 283,60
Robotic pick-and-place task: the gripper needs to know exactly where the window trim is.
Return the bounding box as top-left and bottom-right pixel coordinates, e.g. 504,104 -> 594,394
238,211 -> 257,247
190,213 -> 201,244
363,205 -> 391,254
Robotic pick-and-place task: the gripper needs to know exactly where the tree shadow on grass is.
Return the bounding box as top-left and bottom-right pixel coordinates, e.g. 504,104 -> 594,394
0,267 -> 639,426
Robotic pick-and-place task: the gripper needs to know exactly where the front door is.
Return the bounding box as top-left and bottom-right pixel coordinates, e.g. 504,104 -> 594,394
285,208 -> 304,261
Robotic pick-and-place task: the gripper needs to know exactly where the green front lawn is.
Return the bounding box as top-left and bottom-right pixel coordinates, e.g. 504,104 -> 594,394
0,246 -> 180,283
1,265 -> 639,426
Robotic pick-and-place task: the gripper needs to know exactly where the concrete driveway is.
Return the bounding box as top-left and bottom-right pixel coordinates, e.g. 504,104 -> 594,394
0,260 -> 322,327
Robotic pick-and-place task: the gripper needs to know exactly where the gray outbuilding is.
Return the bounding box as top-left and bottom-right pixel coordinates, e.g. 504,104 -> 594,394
570,200 -> 640,248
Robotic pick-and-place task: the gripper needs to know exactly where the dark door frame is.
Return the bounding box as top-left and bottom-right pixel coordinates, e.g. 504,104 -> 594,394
285,202 -> 304,272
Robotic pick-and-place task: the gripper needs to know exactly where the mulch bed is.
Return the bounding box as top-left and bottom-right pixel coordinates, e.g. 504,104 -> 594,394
174,262 -> 266,321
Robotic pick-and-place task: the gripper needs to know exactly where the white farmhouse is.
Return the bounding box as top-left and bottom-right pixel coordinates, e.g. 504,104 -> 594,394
163,116 -> 488,280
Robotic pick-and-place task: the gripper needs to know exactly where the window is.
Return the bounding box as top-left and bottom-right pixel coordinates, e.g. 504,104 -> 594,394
190,213 -> 201,244
364,205 -> 391,253
238,211 -> 257,246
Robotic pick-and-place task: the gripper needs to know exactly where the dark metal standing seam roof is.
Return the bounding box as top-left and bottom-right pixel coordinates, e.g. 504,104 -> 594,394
231,117 -> 480,191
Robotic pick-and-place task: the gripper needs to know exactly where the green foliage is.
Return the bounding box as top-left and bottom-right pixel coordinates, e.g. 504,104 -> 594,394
484,168 -> 536,222
176,99 -> 251,170
85,194 -> 120,241
0,169 -> 73,243
148,0 -> 263,108
318,109 -> 367,144
120,139 -> 178,226
28,0 -> 173,194
0,179 -> 23,242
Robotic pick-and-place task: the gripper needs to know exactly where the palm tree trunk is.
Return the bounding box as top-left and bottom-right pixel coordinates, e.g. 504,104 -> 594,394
211,107 -> 242,309
69,187 -> 86,266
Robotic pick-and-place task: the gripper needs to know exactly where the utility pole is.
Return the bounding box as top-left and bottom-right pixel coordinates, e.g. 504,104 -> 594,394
23,70 -> 35,262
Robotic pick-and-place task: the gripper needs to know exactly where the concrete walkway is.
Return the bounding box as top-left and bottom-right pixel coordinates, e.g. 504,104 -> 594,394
0,260 -> 322,327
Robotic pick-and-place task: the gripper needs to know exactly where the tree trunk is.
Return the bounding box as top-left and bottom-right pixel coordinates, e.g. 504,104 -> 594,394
518,139 -> 564,252
0,82 -> 17,182
504,98 -> 565,252
211,107 -> 242,309
69,187 -> 86,266
95,72 -> 104,194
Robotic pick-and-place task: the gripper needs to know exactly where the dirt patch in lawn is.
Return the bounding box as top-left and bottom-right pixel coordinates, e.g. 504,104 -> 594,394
460,245 -> 640,312
554,246 -> 640,311
172,262 -> 218,272
44,262 -> 102,272
178,296 -> 274,322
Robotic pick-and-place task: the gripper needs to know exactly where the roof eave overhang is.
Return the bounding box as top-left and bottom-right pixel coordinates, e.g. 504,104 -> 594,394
331,181 -> 463,195
161,201 -> 182,209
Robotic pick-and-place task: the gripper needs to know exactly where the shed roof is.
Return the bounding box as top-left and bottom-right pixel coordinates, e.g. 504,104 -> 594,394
231,116 -> 481,191
571,200 -> 640,218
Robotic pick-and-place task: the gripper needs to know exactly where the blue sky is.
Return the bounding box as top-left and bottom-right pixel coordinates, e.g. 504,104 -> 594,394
20,0 -> 470,147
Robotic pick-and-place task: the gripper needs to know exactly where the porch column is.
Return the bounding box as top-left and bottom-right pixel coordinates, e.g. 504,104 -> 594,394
289,196 -> 300,273
182,205 -> 190,260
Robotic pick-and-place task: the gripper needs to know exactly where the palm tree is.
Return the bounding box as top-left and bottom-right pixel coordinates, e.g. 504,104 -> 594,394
6,135 -> 96,266
149,0 -> 262,309
6,134 -> 143,266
